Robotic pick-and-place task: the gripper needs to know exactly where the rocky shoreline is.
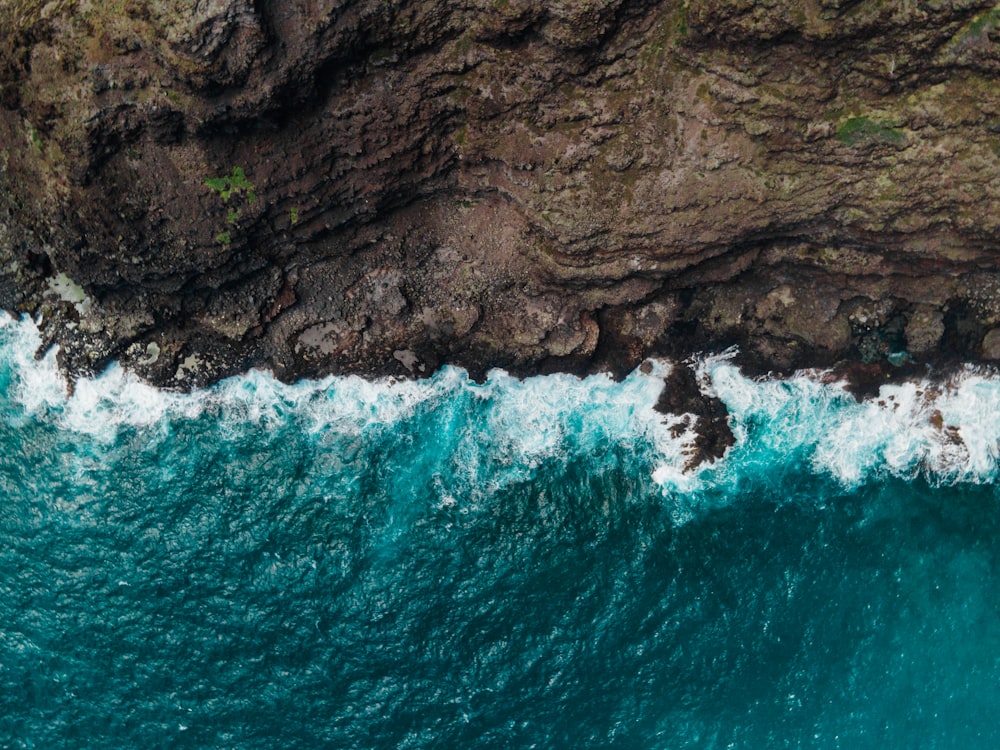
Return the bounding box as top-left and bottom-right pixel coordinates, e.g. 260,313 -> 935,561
4,0 -> 1000,465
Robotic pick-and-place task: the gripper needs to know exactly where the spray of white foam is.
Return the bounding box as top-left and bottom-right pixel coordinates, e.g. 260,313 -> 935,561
0,317 -> 699,488
0,314 -> 68,414
703,356 -> 1000,487
0,315 -> 467,442
0,315 -> 204,438
473,360 -> 705,495
11,312 -> 998,493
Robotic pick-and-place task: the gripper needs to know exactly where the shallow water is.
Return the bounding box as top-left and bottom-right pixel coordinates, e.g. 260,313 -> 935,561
2,315 -> 1000,748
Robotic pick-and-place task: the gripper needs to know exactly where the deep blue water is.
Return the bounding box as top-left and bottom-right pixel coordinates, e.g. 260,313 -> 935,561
2,315 -> 1000,748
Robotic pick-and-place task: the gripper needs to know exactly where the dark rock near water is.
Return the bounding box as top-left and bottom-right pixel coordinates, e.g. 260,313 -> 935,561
655,361 -> 735,470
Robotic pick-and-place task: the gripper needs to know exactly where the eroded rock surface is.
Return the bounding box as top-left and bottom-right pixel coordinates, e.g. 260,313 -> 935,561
3,0 -> 1000,391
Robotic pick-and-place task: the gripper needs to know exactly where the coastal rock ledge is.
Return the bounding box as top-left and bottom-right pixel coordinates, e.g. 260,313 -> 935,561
4,0 -> 1000,392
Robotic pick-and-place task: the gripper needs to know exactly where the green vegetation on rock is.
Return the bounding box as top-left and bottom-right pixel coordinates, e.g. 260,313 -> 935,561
205,167 -> 257,203
835,117 -> 905,147
965,5 -> 1000,38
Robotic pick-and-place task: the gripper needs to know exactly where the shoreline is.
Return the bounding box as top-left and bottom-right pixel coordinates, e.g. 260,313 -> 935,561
12,309 -> 1000,473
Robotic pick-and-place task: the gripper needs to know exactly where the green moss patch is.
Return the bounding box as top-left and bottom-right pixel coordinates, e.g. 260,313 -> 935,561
835,117 -> 905,147
965,6 -> 1000,38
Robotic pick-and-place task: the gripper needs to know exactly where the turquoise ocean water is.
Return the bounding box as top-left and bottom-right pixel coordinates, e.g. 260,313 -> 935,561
3,313 -> 1000,748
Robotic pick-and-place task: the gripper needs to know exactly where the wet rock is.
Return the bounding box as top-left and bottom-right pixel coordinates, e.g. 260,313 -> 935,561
655,363 -> 735,470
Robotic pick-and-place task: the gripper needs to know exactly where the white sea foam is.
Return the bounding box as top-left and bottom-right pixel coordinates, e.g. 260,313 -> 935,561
482,361 -> 670,458
472,360 -> 706,494
6,313 -> 1000,491
0,316 -> 703,494
0,315 -> 205,438
704,358 -> 1000,487
0,314 -> 68,414
212,367 -> 455,433
0,315 -> 462,441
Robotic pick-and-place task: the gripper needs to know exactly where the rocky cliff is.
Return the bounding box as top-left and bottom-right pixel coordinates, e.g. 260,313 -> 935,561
3,0 -> 1000,392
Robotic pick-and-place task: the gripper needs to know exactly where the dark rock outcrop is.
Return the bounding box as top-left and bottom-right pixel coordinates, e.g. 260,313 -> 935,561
3,0 -> 1000,397
654,360 -> 735,469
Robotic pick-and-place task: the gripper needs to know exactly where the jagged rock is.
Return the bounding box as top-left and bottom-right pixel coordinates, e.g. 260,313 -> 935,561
655,362 -> 735,470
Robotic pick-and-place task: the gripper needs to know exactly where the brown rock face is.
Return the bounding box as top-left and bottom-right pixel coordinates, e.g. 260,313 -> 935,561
3,0 -> 1000,387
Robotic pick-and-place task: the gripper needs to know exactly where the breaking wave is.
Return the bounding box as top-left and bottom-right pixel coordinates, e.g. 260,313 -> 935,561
5,315 -> 1000,497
